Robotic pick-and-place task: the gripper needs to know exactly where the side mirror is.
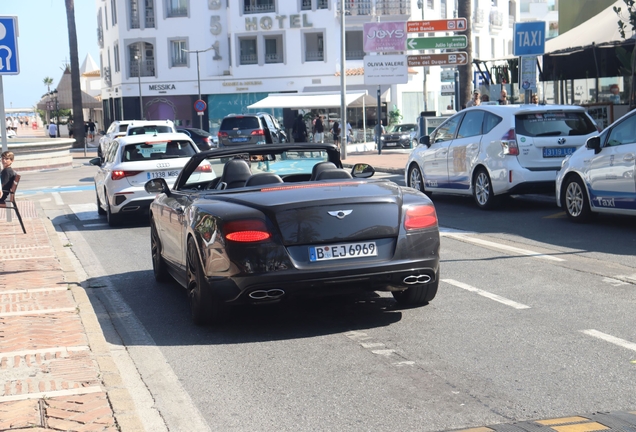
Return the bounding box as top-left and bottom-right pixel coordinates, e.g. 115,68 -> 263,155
586,136 -> 601,154
351,163 -> 375,178
419,136 -> 431,147
144,178 -> 171,196
89,157 -> 102,166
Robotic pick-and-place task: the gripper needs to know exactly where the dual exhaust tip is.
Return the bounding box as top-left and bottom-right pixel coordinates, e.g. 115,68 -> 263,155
403,274 -> 432,285
248,289 -> 285,301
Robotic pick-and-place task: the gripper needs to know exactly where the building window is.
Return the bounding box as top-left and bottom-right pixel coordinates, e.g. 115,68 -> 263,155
170,40 -> 188,67
305,32 -> 324,62
167,0 -> 188,17
301,0 -> 311,10
145,0 -> 155,28
244,0 -> 275,14
129,0 -> 140,29
317,0 -> 328,9
114,43 -> 120,72
97,9 -> 104,48
345,31 -> 364,60
129,42 -> 155,77
440,0 -> 446,18
105,7 -> 109,30
239,37 -> 258,65
111,0 -> 118,25
345,0 -> 372,16
265,36 -> 283,63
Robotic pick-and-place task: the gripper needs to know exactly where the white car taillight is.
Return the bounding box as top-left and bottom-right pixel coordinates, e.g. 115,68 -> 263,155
501,128 -> 519,156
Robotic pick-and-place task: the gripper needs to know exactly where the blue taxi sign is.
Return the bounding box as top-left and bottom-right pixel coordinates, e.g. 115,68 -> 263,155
0,16 -> 19,75
514,21 -> 545,56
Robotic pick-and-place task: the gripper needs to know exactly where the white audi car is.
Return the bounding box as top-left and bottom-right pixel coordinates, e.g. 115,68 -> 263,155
91,133 -> 214,226
556,108 -> 636,222
405,104 -> 599,209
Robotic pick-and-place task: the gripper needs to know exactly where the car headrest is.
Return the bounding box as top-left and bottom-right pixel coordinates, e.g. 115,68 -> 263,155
220,158 -> 252,189
310,161 -> 337,180
245,173 -> 284,187
316,169 -> 353,180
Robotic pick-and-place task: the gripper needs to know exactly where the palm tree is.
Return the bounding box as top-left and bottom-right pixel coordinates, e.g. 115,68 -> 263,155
43,77 -> 53,93
64,0 -> 86,147
457,0 -> 473,109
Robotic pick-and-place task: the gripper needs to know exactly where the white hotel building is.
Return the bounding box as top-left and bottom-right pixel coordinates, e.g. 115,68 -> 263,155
96,0 -> 519,133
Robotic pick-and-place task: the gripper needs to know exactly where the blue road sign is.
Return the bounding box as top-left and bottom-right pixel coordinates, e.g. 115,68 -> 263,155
0,16 -> 19,75
514,21 -> 545,56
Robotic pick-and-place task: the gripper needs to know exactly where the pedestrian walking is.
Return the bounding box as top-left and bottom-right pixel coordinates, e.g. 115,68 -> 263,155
87,119 -> 96,142
332,121 -> 341,149
313,115 -> 324,143
466,90 -> 481,107
67,119 -> 74,138
48,120 -> 57,138
1,151 -> 16,204
292,114 -> 308,143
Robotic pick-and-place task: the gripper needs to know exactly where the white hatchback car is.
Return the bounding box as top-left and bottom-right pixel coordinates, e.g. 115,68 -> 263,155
556,109 -> 636,222
91,133 -> 214,226
405,104 -> 599,209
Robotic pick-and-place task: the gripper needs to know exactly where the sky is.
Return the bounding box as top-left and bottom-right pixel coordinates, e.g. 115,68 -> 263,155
1,0 -> 100,109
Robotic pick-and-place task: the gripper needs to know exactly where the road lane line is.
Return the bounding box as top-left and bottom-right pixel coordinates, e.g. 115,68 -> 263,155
52,192 -> 64,206
69,203 -> 100,221
441,233 -> 565,262
582,329 -> 636,353
442,279 -> 531,310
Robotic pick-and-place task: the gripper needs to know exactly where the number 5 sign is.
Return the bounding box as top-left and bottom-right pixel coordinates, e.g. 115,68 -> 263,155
0,16 -> 19,75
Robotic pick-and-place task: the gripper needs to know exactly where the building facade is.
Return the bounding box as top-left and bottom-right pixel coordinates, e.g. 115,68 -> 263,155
97,0 -> 518,133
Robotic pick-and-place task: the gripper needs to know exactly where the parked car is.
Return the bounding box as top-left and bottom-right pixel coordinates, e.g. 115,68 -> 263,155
381,123 -> 418,149
98,120 -> 133,158
217,113 -> 285,148
556,108 -> 636,222
90,133 -> 213,227
405,104 -> 599,209
144,143 -> 440,325
176,127 -> 217,151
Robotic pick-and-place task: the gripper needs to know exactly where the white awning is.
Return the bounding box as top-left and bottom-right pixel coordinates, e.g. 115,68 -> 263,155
247,92 -> 377,110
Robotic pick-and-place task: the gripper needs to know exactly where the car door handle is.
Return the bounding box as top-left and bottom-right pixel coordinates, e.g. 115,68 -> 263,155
623,154 -> 635,162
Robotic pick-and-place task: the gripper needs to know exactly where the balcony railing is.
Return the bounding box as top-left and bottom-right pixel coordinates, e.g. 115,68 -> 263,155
240,54 -> 258,65
346,50 -> 365,60
306,51 -> 324,62
317,0 -> 329,8
130,59 -> 155,77
375,0 -> 410,15
145,12 -> 155,28
103,66 -> 111,85
489,11 -> 504,29
344,0 -> 372,15
473,8 -> 485,27
265,53 -> 283,63
167,6 -> 188,17
244,3 -> 275,14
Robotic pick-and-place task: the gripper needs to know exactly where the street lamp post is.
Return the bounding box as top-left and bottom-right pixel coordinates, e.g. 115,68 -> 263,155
417,0 -> 428,111
183,46 -> 213,129
135,54 -> 144,119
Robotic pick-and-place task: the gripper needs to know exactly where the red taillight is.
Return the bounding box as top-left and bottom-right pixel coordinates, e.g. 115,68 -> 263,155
111,170 -> 142,180
195,164 -> 212,172
501,128 -> 519,156
203,137 -> 211,144
251,129 -> 265,136
404,205 -> 438,230
218,131 -> 228,138
224,220 -> 271,242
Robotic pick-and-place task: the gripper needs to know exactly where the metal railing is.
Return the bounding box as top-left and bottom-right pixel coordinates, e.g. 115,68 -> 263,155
346,50 -> 365,60
130,59 -> 156,77
103,66 -> 111,85
265,53 -> 283,63
167,6 -> 187,17
244,3 -> 275,14
305,51 -> 324,62
240,54 -> 258,65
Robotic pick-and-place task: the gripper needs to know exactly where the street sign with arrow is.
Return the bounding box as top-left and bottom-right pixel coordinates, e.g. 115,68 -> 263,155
406,35 -> 467,50
407,18 -> 467,33
407,52 -> 468,67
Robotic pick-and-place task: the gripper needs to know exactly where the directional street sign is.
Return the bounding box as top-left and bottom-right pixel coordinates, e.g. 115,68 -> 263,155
0,16 -> 19,75
408,52 -> 468,67
406,35 -> 467,51
407,18 -> 467,33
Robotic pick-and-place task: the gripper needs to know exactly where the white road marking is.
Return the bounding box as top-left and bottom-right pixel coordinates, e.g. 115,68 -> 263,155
371,349 -> 396,356
602,277 -> 630,287
439,227 -> 476,234
39,197 -> 52,202
344,331 -> 373,341
360,342 -> 385,349
393,361 -> 415,366
52,192 -> 64,205
442,279 -> 531,310
0,386 -> 102,403
69,203 -> 100,221
441,232 -> 565,262
582,329 -> 636,353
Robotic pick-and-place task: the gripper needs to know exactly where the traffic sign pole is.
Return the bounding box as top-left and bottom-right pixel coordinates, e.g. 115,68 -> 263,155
1,77 -> 7,153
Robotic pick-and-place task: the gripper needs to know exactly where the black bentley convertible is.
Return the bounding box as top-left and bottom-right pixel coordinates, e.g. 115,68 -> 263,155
145,143 -> 440,325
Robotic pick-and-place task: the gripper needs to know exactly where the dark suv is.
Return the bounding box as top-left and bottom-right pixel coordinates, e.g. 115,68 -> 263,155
218,113 -> 286,148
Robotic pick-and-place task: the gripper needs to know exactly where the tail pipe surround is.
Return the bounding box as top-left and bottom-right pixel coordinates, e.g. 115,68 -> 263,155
403,274 -> 432,285
248,289 -> 286,300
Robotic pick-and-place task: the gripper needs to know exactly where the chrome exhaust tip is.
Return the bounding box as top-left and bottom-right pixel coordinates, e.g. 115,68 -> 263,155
403,274 -> 432,285
248,289 -> 285,300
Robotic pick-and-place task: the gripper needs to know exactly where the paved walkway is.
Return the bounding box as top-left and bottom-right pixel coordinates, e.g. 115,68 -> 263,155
0,204 -> 143,431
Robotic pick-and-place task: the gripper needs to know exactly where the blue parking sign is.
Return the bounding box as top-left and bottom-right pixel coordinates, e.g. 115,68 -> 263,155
0,16 -> 19,75
514,21 -> 545,56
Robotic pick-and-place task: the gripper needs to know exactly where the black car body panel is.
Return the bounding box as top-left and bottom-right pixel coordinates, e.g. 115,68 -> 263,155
147,143 -> 440,322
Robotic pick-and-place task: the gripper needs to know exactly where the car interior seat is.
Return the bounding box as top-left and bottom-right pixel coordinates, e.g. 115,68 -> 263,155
218,158 -> 252,189
315,169 -> 353,180
245,173 -> 284,187
310,161 -> 337,180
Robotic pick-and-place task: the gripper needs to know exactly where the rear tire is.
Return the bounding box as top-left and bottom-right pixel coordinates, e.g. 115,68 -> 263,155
106,196 -> 120,227
96,189 -> 106,216
472,168 -> 498,210
408,165 -> 430,196
392,278 -> 439,306
151,220 -> 170,283
563,176 -> 592,223
186,237 -> 229,326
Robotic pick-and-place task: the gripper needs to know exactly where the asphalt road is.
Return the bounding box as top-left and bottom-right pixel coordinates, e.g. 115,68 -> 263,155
17,161 -> 636,432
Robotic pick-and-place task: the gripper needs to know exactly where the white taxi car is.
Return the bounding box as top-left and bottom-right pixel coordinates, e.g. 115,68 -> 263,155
556,109 -> 636,222
405,105 -> 599,209
91,133 -> 214,226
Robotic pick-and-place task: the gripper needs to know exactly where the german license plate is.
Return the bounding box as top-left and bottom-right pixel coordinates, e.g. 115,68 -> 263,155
543,147 -> 575,157
148,170 -> 180,179
385,142 -> 397,147
309,242 -> 377,262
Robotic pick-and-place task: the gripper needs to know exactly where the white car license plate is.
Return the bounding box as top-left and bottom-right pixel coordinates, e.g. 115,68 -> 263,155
148,170 -> 180,179
309,242 -> 377,262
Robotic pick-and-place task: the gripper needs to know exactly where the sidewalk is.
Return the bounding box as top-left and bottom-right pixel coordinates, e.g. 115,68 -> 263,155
0,204 -> 143,431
